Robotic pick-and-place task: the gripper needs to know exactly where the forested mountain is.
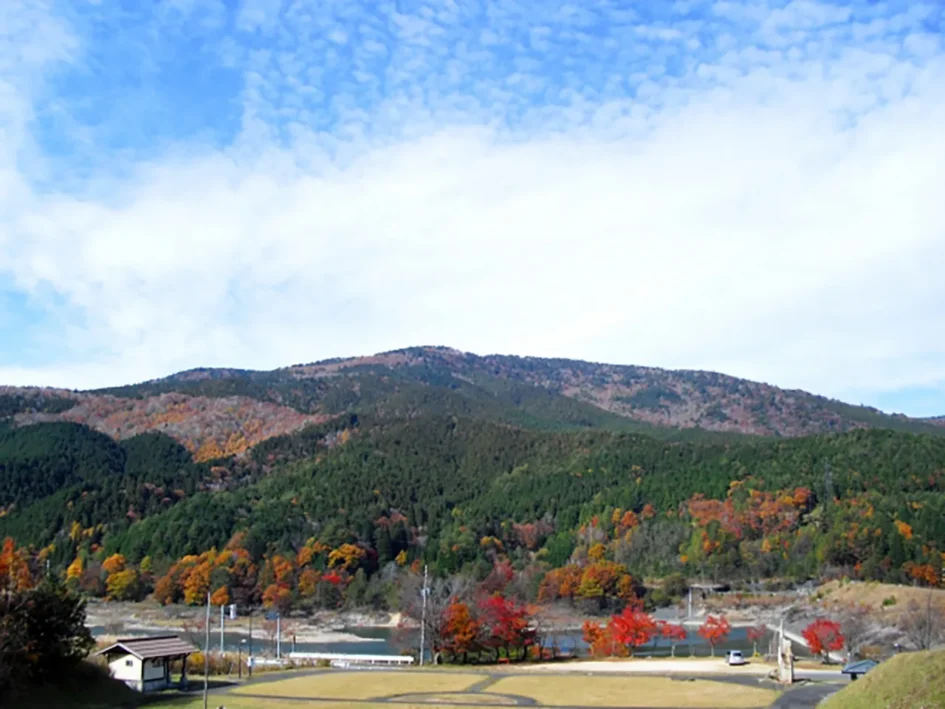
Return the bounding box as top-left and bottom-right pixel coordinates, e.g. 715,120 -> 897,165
2,347 -> 941,464
1,347 -> 943,613
1,413 -> 944,609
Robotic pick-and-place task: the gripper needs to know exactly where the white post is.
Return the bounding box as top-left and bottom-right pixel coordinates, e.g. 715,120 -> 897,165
419,565 -> 429,666
220,604 -> 225,654
276,614 -> 281,660
203,592 -> 210,709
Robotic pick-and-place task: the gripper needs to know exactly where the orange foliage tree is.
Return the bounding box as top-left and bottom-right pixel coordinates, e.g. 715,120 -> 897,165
0,537 -> 33,592
101,553 -> 126,576
582,619 -> 627,658
210,586 -> 230,606
442,601 -> 481,663
262,584 -> 293,614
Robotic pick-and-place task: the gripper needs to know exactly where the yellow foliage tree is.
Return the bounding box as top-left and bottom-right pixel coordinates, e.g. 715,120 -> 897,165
106,568 -> 140,601
328,544 -> 366,571
66,556 -> 84,582
183,562 -> 211,605
69,521 -> 83,543
298,568 -> 320,597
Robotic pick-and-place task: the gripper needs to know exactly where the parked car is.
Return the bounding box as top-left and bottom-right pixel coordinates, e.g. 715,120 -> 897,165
726,650 -> 747,665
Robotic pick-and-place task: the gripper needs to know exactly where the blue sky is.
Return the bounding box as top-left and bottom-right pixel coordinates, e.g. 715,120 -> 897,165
0,0 -> 943,417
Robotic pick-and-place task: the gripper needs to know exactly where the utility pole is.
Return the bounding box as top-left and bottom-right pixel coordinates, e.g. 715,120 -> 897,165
419,565 -> 429,667
220,604 -> 225,654
203,592 -> 210,709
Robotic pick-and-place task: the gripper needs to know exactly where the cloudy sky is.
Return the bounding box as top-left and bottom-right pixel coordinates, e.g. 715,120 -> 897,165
0,0 -> 943,415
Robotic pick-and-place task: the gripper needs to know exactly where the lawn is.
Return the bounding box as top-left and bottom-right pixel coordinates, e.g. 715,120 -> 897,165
142,670 -> 780,709
488,675 -> 778,708
821,649 -> 945,709
229,670 -> 482,699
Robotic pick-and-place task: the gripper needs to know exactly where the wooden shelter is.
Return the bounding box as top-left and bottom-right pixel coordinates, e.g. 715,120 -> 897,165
96,635 -> 196,692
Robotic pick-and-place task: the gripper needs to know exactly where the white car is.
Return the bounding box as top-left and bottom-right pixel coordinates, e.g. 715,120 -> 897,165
726,650 -> 747,666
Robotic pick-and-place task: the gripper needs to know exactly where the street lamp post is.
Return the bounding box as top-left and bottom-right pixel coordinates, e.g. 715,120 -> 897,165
248,612 -> 253,679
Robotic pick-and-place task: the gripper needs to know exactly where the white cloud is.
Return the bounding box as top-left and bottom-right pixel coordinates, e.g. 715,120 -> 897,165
0,0 -> 944,416
236,0 -> 282,33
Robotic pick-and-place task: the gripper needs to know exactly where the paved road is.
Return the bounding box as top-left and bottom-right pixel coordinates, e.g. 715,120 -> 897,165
794,668 -> 843,682
771,683 -> 843,708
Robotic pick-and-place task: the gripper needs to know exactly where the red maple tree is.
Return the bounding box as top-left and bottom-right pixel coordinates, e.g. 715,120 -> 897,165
746,624 -> 766,656
697,615 -> 732,656
659,622 -> 688,657
802,619 -> 845,662
609,607 -> 658,656
478,594 -> 535,661
582,620 -> 627,658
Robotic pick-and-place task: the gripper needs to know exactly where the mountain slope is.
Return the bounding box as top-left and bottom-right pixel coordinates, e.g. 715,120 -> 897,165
2,347 -> 941,459
4,413 -> 944,591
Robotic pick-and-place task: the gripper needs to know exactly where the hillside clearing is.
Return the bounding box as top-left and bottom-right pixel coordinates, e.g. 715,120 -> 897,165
816,581 -> 945,621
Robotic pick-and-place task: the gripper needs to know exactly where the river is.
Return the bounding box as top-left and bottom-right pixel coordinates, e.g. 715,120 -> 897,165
90,623 -> 809,659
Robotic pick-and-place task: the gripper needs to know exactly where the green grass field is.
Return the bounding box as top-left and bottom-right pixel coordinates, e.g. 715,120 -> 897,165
821,649 -> 945,709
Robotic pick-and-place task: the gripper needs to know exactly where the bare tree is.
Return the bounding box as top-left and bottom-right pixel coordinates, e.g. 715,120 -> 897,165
399,572 -> 471,663
899,591 -> 944,651
837,603 -> 874,659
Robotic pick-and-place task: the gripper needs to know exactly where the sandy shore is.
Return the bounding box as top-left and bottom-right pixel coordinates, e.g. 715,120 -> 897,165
86,602 -> 407,644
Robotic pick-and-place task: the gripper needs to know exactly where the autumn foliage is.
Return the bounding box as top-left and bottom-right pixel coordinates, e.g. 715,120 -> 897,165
583,607 -> 661,658
582,619 -> 627,658
442,601 -> 481,662
746,624 -> 766,655
610,607 -> 658,656
0,537 -> 33,592
658,622 -> 688,656
697,615 -> 732,655
802,618 -> 845,661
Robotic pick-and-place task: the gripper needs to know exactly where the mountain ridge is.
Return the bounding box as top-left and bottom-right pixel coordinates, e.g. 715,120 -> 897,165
2,346 -> 942,459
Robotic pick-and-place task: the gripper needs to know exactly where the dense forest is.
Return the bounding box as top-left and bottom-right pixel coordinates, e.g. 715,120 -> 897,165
2,407 -> 943,613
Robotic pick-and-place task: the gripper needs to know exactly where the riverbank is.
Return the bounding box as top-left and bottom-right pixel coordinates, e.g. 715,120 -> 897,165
85,601 -> 408,645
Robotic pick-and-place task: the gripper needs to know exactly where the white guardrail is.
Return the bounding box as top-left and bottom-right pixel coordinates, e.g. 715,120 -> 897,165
288,651 -> 415,667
